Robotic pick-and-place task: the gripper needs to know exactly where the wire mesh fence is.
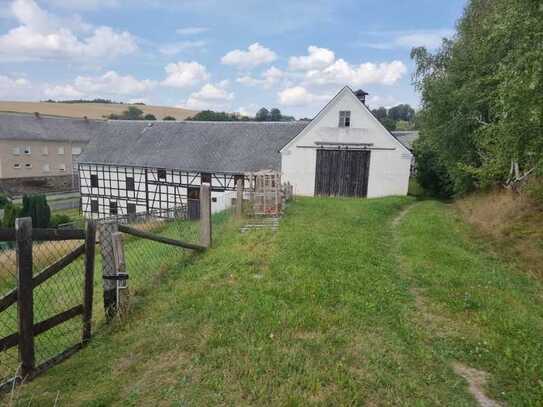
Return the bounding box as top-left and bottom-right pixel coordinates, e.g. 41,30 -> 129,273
0,241 -> 19,381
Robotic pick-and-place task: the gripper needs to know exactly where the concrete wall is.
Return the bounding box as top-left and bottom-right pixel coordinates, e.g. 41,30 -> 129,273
281,88 -> 412,198
0,140 -> 86,179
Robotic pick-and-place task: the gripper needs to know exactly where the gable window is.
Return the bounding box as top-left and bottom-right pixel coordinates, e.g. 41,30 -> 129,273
90,200 -> 99,214
90,174 -> 99,188
24,163 -> 32,169
23,147 -> 31,155
42,146 -> 48,155
58,164 -> 66,172
72,146 -> 82,155
126,176 -> 135,191
157,168 -> 167,180
339,111 -> 351,128
13,147 -> 20,155
201,172 -> 212,184
57,146 -> 65,155
13,163 -> 21,169
42,163 -> 50,172
109,201 -> 118,215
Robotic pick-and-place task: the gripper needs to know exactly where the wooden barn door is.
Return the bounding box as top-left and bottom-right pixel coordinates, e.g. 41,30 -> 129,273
187,187 -> 201,220
315,149 -> 370,197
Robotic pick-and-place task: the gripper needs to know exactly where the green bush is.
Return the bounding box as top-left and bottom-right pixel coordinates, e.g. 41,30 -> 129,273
3,203 -> 22,228
49,214 -> 73,228
0,193 -> 9,209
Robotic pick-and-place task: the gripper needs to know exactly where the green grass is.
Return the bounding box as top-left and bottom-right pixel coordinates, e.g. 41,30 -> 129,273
4,197 -> 543,405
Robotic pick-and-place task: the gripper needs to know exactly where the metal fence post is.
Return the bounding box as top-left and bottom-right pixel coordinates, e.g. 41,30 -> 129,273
235,179 -> 243,218
82,220 -> 96,343
200,183 -> 212,248
15,217 -> 34,378
112,232 -> 129,317
98,220 -> 118,321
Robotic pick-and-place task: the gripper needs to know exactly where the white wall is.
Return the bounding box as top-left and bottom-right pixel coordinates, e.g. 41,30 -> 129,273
281,88 -> 412,198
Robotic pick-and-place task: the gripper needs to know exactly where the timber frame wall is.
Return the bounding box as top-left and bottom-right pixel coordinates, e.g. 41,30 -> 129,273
78,163 -> 248,219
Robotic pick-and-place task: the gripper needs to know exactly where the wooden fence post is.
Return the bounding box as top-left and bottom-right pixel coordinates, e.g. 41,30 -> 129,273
112,232 -> 129,317
82,220 -> 96,343
235,179 -> 243,219
98,220 -> 118,321
200,183 -> 212,248
15,217 -> 34,378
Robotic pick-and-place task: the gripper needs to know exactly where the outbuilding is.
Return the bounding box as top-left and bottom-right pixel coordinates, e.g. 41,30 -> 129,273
281,86 -> 413,198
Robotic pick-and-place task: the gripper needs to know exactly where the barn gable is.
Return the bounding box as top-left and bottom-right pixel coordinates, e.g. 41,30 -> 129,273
281,86 -> 413,198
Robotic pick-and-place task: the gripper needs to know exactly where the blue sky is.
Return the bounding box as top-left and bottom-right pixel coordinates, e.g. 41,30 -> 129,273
0,0 -> 466,118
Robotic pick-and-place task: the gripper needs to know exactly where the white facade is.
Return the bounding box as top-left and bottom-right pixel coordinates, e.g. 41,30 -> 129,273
281,87 -> 413,198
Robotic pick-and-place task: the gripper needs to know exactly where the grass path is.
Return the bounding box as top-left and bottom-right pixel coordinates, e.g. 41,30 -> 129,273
5,197 -> 543,405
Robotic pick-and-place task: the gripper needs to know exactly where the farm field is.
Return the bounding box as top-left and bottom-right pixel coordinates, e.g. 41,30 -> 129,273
6,197 -> 543,405
0,101 -> 198,121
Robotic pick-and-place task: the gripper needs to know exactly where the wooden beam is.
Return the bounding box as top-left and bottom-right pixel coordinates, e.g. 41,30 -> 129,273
199,183 -> 212,248
118,224 -> 206,251
31,228 -> 86,241
16,217 -> 34,378
82,220 -> 96,343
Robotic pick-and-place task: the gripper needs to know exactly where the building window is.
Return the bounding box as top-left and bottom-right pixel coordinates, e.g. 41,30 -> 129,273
13,147 -> 20,155
201,172 -> 212,184
90,200 -> 99,213
23,147 -> 31,155
42,163 -> 50,172
127,203 -> 137,215
58,164 -> 66,172
57,146 -> 65,155
109,201 -> 118,215
157,168 -> 167,180
90,174 -> 99,188
24,163 -> 32,169
126,176 -> 135,191
42,146 -> 48,155
339,111 -> 351,128
72,146 -> 82,155
13,163 -> 21,169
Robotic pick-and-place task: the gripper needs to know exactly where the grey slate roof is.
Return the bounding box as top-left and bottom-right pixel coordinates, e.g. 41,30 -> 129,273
0,112 -> 105,142
78,121 -> 309,173
391,131 -> 419,151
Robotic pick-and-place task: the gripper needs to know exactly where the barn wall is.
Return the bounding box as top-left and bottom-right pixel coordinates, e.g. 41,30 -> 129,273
281,88 -> 412,198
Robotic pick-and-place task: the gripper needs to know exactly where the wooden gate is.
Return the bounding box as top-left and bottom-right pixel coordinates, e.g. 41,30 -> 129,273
314,149 -> 371,197
0,218 -> 96,387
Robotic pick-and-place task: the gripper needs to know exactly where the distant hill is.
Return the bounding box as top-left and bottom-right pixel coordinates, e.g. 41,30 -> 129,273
0,101 -> 199,121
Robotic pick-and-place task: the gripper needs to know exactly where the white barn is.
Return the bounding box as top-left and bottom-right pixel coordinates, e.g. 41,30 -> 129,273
77,86 -> 413,220
281,86 -> 413,198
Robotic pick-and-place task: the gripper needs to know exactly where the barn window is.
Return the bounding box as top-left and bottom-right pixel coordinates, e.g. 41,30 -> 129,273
127,203 -> 137,215
201,172 -> 212,183
109,201 -> 118,215
339,111 -> 351,128
157,168 -> 167,180
90,174 -> 99,188
126,176 -> 135,191
90,200 -> 99,213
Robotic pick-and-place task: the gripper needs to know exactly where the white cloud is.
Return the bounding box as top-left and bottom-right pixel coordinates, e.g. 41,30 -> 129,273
221,43 -> 277,69
43,84 -> 84,99
0,74 -> 32,99
159,41 -> 206,56
288,46 -> 335,71
277,86 -> 329,107
182,83 -> 234,110
44,0 -> 120,10
362,29 -> 454,50
305,59 -> 407,86
237,66 -> 284,89
237,104 -> 259,117
176,26 -> 208,36
74,71 -> 155,95
0,0 -> 137,62
161,61 -> 209,88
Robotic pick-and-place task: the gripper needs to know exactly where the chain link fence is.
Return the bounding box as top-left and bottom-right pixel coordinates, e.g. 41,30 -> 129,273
0,241 -> 18,381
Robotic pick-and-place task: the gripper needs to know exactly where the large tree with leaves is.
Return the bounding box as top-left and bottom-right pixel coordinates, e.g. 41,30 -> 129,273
412,0 -> 543,196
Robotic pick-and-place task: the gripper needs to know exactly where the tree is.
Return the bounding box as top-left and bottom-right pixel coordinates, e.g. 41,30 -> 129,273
388,104 -> 415,122
411,0 -> 543,196
371,107 -> 388,121
0,193 -> 9,209
255,108 -> 270,121
187,110 -> 239,121
380,117 -> 397,131
21,194 -> 51,228
270,108 -> 282,121
143,113 -> 157,120
108,106 -> 144,120
162,116 -> 176,121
